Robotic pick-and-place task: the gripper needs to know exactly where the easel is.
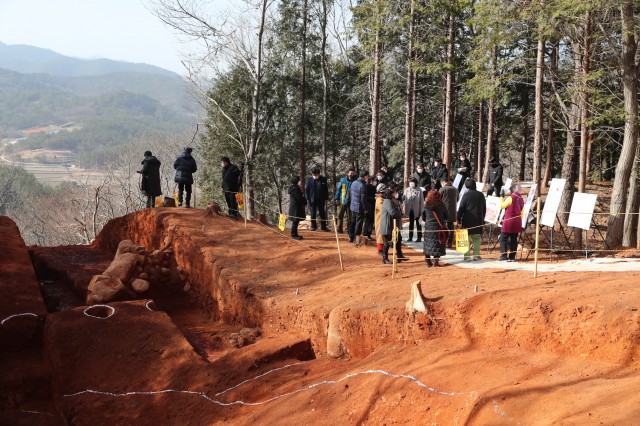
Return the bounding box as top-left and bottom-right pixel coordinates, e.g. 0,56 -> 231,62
567,216 -> 610,257
484,223 -> 501,253
539,212 -> 574,261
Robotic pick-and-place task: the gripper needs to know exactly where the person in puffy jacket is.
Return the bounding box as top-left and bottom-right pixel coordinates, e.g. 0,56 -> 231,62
220,156 -> 241,217
499,184 -> 524,262
486,156 -> 504,196
305,167 -> 330,231
174,147 -> 198,208
288,176 -> 306,240
348,170 -> 369,245
334,168 -> 357,233
138,150 -> 161,208
403,177 -> 424,242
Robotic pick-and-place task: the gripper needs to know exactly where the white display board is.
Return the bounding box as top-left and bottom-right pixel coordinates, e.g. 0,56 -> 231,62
521,183 -> 538,229
453,173 -> 464,190
484,196 -> 502,224
540,178 -> 566,227
568,192 -> 597,231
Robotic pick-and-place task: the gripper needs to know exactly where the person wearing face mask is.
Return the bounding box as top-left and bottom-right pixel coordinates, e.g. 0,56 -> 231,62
431,158 -> 449,191
380,165 -> 394,185
412,164 -> 431,196
334,168 -> 357,234
452,151 -> 472,192
288,176 -> 306,240
403,177 -> 424,242
220,155 -> 239,216
486,156 -> 504,197
422,189 -> 449,267
305,167 -> 330,231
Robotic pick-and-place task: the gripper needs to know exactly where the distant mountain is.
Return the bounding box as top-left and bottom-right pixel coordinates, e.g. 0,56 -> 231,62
0,41 -> 179,78
0,43 -> 195,168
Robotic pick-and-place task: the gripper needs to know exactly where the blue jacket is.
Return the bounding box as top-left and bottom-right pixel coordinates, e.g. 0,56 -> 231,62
335,176 -> 356,205
349,178 -> 367,214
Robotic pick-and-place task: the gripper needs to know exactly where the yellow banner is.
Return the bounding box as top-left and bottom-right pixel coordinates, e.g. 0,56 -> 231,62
278,214 -> 287,231
455,229 -> 469,253
235,193 -> 244,210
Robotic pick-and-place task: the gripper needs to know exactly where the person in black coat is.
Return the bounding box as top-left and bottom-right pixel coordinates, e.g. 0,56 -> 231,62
288,176 -> 306,240
456,178 -> 487,261
305,167 -> 330,231
138,150 -> 161,208
486,156 -> 504,196
431,158 -> 449,191
412,164 -> 431,193
221,156 -> 241,217
422,189 -> 449,267
174,147 -> 198,208
452,151 -> 472,192
362,176 -> 377,240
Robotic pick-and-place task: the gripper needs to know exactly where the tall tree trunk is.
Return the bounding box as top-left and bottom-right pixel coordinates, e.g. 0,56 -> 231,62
320,0 -> 329,178
299,0 -> 308,179
533,37 -> 545,189
624,154 -> 640,246
246,0 -> 269,219
575,12 -> 591,248
483,46 -> 498,183
369,25 -> 382,174
443,12 -> 456,170
543,42 -> 558,188
608,1 -> 639,247
477,101 -> 484,181
410,69 -> 418,173
519,87 -> 529,181
558,43 -> 583,226
403,0 -> 416,186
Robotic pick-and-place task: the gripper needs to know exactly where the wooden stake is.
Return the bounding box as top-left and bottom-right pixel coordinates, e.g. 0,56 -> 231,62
333,216 -> 344,271
392,225 -> 399,279
534,196 -> 541,278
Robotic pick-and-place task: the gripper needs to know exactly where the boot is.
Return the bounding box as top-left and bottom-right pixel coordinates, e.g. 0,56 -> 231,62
425,258 -> 433,268
407,231 -> 413,242
433,259 -> 440,267
382,255 -> 391,264
397,247 -> 409,261
416,232 -> 422,243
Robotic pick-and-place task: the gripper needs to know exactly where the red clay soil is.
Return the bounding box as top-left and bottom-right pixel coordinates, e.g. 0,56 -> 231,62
4,209 -> 640,425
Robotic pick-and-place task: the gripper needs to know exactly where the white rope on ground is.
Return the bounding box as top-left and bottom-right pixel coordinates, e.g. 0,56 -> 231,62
145,300 -> 155,312
83,304 -> 115,319
63,368 -> 474,408
214,362 -> 304,396
0,312 -> 38,325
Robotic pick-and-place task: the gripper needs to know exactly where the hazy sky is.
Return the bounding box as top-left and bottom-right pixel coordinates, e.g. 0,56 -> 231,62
0,0 -> 186,73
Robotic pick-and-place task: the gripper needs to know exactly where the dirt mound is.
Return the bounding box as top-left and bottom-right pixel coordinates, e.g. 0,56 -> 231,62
4,209 -> 640,424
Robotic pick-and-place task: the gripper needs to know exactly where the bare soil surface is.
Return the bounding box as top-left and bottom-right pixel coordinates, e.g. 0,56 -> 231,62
2,205 -> 640,425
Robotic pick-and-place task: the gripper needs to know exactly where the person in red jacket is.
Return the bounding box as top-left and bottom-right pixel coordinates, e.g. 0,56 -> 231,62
499,184 -> 525,262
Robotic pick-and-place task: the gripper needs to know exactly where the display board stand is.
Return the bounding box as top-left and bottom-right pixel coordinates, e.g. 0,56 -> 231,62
567,216 -> 609,257
539,213 -> 574,260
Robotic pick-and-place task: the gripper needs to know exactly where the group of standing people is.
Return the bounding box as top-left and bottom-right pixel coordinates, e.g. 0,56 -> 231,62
287,152 -> 523,267
138,147 -> 198,208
